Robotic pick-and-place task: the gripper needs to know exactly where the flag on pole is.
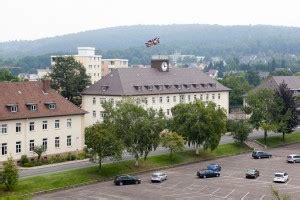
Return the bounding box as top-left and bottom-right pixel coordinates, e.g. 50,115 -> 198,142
145,37 -> 160,47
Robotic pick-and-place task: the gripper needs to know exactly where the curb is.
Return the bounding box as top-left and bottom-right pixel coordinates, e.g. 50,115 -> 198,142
19,159 -> 90,170
22,149 -> 251,198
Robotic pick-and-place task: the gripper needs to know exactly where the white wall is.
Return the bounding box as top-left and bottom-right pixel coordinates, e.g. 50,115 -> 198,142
0,115 -> 84,162
82,91 -> 229,127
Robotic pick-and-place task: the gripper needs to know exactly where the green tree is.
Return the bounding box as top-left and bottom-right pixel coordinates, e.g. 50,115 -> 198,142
160,131 -> 185,159
171,101 -> 227,154
0,69 -> 19,82
245,71 -> 261,87
228,119 -> 253,144
1,157 -> 19,191
271,69 -> 293,76
220,74 -> 251,108
274,83 -> 298,140
49,56 -> 91,106
102,100 -> 165,166
245,89 -> 278,144
33,145 -> 46,161
85,123 -> 123,169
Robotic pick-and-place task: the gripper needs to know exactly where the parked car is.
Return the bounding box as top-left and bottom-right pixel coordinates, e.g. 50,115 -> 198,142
114,175 -> 141,186
273,172 -> 289,183
252,151 -> 272,159
245,169 -> 260,179
287,154 -> 300,163
197,169 -> 220,178
151,172 -> 167,182
207,163 -> 222,172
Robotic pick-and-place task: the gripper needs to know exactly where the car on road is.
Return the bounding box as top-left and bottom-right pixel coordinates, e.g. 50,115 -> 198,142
273,172 -> 289,183
252,151 -> 272,159
287,154 -> 300,163
114,175 -> 141,186
245,169 -> 260,179
151,172 -> 167,182
197,169 -> 220,178
207,163 -> 222,172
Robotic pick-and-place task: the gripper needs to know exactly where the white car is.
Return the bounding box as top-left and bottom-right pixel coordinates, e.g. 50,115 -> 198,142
273,172 -> 289,183
151,172 -> 167,182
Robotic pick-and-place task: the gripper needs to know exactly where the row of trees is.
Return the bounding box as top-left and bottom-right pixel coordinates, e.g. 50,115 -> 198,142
85,100 -> 227,168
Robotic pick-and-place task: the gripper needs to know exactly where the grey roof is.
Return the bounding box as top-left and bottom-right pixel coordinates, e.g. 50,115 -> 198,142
272,76 -> 300,90
82,68 -> 230,96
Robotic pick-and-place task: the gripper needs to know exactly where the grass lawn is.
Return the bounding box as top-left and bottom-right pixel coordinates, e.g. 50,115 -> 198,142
257,132 -> 300,148
0,142 -> 250,199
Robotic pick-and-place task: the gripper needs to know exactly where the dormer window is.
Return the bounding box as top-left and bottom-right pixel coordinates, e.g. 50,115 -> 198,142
134,85 -> 142,91
193,84 -> 200,89
48,104 -> 56,110
101,85 -> 109,92
31,105 -> 37,111
175,85 -> 182,90
184,84 -> 191,90
11,106 -> 18,112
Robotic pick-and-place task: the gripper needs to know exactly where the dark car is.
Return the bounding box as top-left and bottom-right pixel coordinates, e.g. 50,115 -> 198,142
197,169 -> 220,178
245,169 -> 260,179
207,164 -> 222,172
114,175 -> 141,186
252,151 -> 272,159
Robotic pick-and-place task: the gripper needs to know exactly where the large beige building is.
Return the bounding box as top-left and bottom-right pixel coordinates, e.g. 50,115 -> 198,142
0,81 -> 86,163
82,59 -> 230,127
51,47 -> 128,84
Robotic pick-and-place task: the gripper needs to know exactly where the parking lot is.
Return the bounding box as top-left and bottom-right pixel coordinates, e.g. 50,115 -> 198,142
35,143 -> 300,200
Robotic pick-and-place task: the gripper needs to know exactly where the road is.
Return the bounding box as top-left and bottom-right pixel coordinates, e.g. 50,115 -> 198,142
20,130 -> 278,178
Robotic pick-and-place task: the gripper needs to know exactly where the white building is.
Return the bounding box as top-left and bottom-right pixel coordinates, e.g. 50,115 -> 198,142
51,47 -> 128,84
82,59 -> 230,127
0,80 -> 86,163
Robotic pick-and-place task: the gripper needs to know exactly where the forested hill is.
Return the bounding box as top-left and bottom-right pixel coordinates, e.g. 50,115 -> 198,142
2,24 -> 300,59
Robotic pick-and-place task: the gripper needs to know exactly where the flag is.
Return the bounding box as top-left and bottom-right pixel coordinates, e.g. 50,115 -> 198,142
145,37 -> 160,47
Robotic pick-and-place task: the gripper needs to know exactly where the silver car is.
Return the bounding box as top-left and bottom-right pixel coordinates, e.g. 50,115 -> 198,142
151,172 -> 167,182
287,154 -> 300,163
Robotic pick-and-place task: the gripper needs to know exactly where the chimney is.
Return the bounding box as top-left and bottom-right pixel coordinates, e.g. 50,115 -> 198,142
42,79 -> 51,93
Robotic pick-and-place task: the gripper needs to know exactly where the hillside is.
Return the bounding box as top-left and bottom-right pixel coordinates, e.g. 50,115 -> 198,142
2,24 -> 300,58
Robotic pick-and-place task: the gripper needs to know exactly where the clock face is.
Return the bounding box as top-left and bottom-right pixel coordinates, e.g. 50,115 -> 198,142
161,62 -> 168,71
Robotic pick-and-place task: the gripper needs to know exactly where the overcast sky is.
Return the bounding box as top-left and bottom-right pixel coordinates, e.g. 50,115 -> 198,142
0,0 -> 299,42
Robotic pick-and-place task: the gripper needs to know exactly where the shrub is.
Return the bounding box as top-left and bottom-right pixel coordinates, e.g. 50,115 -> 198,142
2,157 -> 19,191
20,155 -> 29,166
66,153 -> 76,161
23,162 -> 34,167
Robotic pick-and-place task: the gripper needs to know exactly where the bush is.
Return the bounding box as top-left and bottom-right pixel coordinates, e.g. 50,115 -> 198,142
20,155 -> 29,166
23,162 -> 34,167
2,157 -> 19,191
67,153 -> 76,161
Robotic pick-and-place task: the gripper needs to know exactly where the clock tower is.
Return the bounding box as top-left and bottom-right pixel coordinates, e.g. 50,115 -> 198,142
151,58 -> 169,72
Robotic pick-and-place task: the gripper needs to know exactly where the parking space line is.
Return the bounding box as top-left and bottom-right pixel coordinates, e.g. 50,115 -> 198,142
224,189 -> 235,198
285,178 -> 291,185
210,187 -> 221,195
241,192 -> 249,200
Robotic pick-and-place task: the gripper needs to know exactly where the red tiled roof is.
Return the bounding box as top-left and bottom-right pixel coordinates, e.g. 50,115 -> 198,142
0,81 -> 87,121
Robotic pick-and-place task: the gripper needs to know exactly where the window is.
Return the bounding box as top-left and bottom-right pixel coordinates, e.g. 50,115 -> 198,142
67,136 -> 72,146
180,95 -> 185,103
218,93 -> 221,99
194,95 -> 197,101
212,94 -> 215,100
55,120 -> 60,129
1,143 -> 7,155
206,94 -> 209,100
16,123 -> 21,133
11,106 -> 18,112
144,97 -> 148,105
29,122 -> 34,131
67,119 -> 72,128
166,109 -> 170,116
30,105 -> 37,111
16,141 -> 21,153
218,105 -> 221,109
100,98 -> 106,104
200,94 -> 203,100
152,97 -> 156,104
110,98 -> 114,106
173,96 -> 177,103
93,111 -> 96,117
100,111 -> 105,118
29,140 -> 34,151
92,97 -> 96,105
188,95 -> 191,102
42,121 -> 48,130
55,137 -> 60,148
136,98 -> 141,104
1,124 -> 7,134
42,138 -> 47,151
48,104 -> 55,109
159,97 -> 163,104
166,96 -> 170,103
